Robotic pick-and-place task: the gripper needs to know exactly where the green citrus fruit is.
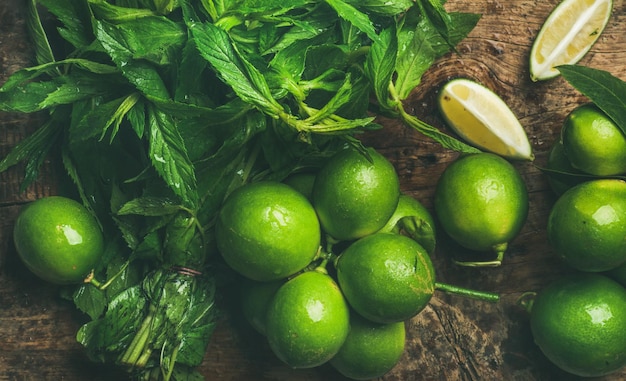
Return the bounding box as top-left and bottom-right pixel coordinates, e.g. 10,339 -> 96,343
377,194 -> 436,254
545,140 -> 588,196
561,103 -> 626,176
283,172 -> 316,201
13,196 -> 104,285
547,179 -> 626,272
335,232 -> 435,324
606,262 -> 626,288
215,181 -> 321,281
329,313 -> 406,380
529,273 -> 626,377
434,153 -> 528,264
240,279 -> 283,335
265,270 -> 350,368
312,146 -> 400,241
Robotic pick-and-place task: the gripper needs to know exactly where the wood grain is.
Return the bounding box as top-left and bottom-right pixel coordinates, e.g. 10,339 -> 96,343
1,1 -> 626,380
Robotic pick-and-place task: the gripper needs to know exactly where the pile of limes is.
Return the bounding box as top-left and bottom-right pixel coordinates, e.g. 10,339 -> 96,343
216,145 -> 498,379
523,103 -> 626,378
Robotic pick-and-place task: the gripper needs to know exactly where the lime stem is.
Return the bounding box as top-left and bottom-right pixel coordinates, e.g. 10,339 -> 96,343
516,291 -> 537,313
453,249 -> 504,267
435,281 -> 500,303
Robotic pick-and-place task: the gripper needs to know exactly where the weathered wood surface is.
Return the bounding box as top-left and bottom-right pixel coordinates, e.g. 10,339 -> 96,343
1,0 -> 626,380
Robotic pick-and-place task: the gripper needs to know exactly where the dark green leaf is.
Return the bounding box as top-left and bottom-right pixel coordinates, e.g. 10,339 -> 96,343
147,104 -> 199,208
365,26 -> 397,111
26,0 -> 56,67
325,0 -> 381,44
558,64 -> 626,136
39,0 -> 93,49
189,21 -> 284,117
118,196 -> 184,216
73,284 -> 107,320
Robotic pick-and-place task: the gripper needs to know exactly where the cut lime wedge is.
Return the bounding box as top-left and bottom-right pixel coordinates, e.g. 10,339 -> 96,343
438,78 -> 534,161
530,0 -> 613,82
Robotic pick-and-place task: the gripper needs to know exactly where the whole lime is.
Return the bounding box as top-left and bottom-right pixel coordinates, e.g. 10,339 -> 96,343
545,140 -> 587,196
606,262 -> 626,288
312,146 -> 400,241
240,279 -> 283,335
377,194 -> 437,255
547,179 -> 626,272
335,232 -> 435,323
434,153 -> 528,263
13,196 -> 104,284
561,103 -> 626,176
529,273 -> 626,377
329,313 -> 405,380
265,270 -> 350,368
215,181 -> 321,281
282,172 -> 316,201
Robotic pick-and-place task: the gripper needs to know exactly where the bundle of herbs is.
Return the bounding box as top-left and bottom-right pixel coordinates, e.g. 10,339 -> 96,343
0,0 -> 481,379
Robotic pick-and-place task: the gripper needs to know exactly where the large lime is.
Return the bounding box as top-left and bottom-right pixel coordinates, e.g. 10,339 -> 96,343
529,273 -> 626,377
329,313 -> 406,380
312,146 -> 400,241
547,179 -> 626,272
265,270 -> 350,368
215,181 -> 321,281
434,153 -> 528,264
335,232 -> 435,324
13,196 -> 104,284
561,103 -> 626,176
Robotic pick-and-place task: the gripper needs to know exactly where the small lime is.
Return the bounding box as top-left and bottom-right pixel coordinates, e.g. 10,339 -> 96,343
561,103 -> 626,176
13,196 -> 104,284
312,146 -> 400,241
282,172 -> 316,201
215,181 -> 321,281
335,232 -> 435,323
265,270 -> 350,368
545,140 -> 587,196
377,194 -> 437,254
329,313 -> 406,380
240,279 -> 283,335
547,179 -> 626,272
529,273 -> 626,377
434,153 -> 528,264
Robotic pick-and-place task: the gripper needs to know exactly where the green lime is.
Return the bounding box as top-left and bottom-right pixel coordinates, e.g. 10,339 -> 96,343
13,196 -> 104,285
215,181 -> 321,281
528,273 -> 626,377
547,179 -> 626,272
335,232 -> 435,323
561,103 -> 626,176
240,279 -> 283,335
282,172 -> 316,201
377,194 -> 436,254
606,262 -> 626,288
545,140 -> 588,196
329,313 -> 405,380
434,153 -> 528,265
312,146 -> 400,241
265,270 -> 350,368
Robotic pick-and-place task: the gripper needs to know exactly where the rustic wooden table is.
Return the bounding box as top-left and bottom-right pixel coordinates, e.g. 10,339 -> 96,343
1,1 -> 626,380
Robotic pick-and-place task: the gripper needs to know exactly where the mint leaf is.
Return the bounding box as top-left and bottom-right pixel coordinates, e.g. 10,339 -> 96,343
189,21 -> 284,117
558,65 -> 626,136
325,0 -> 381,44
365,26 -> 398,111
147,104 -> 199,208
